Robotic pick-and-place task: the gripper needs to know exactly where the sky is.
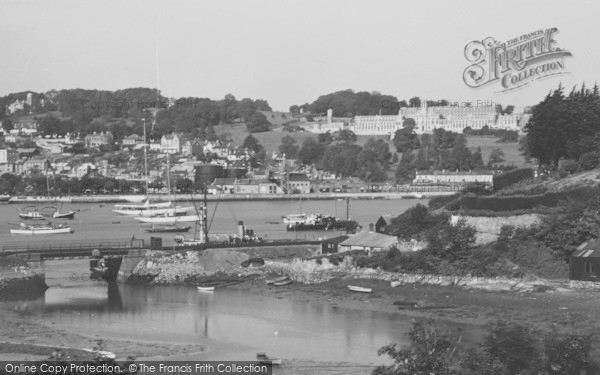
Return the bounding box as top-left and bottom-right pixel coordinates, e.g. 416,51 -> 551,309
1,0 -> 598,111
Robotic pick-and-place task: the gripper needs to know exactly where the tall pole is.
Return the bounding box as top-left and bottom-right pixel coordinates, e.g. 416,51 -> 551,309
345,197 -> 350,220
143,118 -> 149,194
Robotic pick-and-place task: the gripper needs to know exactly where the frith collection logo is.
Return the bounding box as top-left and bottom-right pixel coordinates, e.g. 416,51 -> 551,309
463,28 -> 572,92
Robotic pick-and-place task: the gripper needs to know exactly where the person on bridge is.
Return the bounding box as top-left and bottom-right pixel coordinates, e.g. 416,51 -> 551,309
97,256 -> 106,272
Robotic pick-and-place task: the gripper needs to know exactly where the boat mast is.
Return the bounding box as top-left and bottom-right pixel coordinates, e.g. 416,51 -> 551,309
143,117 -> 149,195
201,186 -> 208,244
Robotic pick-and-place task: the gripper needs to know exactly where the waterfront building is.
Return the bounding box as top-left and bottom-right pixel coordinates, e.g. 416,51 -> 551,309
288,173 -> 311,194
338,228 -> 398,255
414,171 -> 494,186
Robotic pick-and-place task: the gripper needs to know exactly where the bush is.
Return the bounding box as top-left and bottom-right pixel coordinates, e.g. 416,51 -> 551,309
493,168 -> 534,191
428,193 -> 460,210
461,186 -> 599,212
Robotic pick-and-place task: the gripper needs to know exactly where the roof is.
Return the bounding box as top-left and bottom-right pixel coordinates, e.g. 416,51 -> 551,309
289,173 -> 310,182
572,239 -> 600,258
213,178 -> 236,186
321,235 -> 350,244
340,230 -> 398,248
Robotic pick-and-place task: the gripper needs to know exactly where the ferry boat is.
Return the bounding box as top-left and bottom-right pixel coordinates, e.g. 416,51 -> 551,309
10,222 -> 74,235
282,213 -> 308,225
286,214 -> 357,231
113,200 -> 183,216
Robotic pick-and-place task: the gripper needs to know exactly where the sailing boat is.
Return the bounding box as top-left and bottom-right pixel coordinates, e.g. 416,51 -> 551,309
137,156 -> 200,225
113,115 -> 179,216
53,202 -> 75,219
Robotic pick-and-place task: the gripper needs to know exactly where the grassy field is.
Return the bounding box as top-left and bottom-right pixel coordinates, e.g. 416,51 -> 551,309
213,124 -> 391,155
467,136 -> 529,167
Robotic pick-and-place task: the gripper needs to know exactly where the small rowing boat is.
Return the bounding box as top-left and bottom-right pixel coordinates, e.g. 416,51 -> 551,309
256,352 -> 282,365
273,279 -> 293,286
348,285 -> 372,293
391,280 -> 401,288
266,276 -> 289,285
197,286 -> 215,292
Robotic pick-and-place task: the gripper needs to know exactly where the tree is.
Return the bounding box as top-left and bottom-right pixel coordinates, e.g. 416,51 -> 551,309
393,118 -> 420,153
298,137 -> 325,165
317,131 -> 333,145
373,319 -> 458,375
278,135 -> 299,159
2,118 -> 14,133
484,320 -> 540,374
488,148 -> 505,166
337,129 -> 357,143
245,112 -> 270,133
242,134 -> 263,154
427,219 -> 477,261
395,152 -> 415,183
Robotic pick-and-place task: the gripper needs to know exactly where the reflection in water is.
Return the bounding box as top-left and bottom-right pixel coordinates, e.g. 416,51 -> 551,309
6,259 -> 482,365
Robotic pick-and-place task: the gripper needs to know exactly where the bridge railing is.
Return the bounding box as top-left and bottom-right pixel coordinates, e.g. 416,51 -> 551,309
0,239 -> 146,253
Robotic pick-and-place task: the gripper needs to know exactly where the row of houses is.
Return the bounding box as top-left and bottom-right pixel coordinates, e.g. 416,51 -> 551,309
207,173 -> 311,195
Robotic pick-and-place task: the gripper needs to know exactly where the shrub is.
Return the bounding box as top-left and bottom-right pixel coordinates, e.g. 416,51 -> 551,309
428,193 -> 460,211
493,168 -> 534,191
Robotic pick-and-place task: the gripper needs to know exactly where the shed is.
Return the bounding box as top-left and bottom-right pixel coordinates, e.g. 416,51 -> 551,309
375,215 -> 391,233
320,235 -> 350,254
338,229 -> 398,255
570,239 -> 600,281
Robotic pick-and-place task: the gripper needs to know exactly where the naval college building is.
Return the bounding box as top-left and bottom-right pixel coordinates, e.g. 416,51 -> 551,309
308,102 -> 526,137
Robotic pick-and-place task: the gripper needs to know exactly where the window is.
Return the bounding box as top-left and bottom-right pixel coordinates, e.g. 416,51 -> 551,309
585,261 -> 596,275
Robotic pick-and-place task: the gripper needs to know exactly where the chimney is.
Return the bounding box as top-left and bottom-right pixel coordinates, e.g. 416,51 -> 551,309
238,221 -> 245,238
369,223 -> 374,232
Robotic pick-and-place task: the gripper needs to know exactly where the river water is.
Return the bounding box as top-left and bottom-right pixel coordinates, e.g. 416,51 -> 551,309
3,198 -> 483,365
7,259 -> 482,365
0,199 -> 424,246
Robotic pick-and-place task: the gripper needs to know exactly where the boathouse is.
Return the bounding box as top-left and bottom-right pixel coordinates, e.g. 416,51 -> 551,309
570,239 -> 600,281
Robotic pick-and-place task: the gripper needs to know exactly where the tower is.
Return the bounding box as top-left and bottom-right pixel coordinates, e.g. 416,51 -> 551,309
327,108 -> 333,124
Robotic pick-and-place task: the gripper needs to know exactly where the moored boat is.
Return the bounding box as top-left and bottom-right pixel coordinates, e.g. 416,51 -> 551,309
266,275 -> 289,285
197,286 -> 215,292
11,222 -> 74,235
135,213 -> 202,224
282,213 -> 308,225
53,210 -> 75,219
256,353 -> 282,365
18,209 -> 45,220
112,200 -> 175,216
145,224 -> 191,233
348,285 -> 372,293
273,279 -> 293,286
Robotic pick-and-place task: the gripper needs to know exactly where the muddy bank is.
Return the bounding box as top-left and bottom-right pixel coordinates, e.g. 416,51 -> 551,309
0,256 -> 47,300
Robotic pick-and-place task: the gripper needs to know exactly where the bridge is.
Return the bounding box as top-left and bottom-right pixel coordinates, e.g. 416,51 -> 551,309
0,238 -> 320,261
0,239 -> 150,260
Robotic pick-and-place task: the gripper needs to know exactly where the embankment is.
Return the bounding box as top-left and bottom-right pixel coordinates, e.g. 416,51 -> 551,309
0,256 -> 47,300
126,247 -> 583,294
8,191 -> 453,204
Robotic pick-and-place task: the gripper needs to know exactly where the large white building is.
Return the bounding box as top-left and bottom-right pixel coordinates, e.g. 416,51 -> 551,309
352,102 -> 522,136
307,102 -> 524,137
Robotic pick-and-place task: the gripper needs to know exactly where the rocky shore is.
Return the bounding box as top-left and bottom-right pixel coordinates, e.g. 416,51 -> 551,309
0,256 -> 47,300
